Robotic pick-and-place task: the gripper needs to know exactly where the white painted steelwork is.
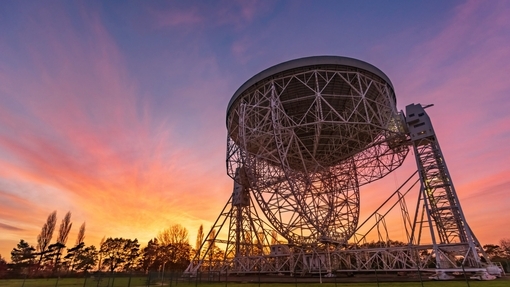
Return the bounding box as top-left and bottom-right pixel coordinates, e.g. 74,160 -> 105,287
184,56 -> 501,281
226,56 -> 408,245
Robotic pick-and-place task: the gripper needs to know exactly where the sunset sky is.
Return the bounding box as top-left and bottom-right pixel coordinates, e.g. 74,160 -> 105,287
1,1 -> 509,259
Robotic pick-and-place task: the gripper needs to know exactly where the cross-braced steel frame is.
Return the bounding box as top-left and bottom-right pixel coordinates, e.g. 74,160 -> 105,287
183,57 -> 501,280
403,104 -> 497,279
225,64 -> 408,245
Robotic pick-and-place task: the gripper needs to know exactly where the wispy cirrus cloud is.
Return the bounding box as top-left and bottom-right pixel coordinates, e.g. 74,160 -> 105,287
351,0 -> 510,245
0,222 -> 24,232
148,0 -> 273,31
454,171 -> 510,242
391,0 -> 510,185
0,3 -> 229,255
0,187 -> 49,228
216,0 -> 271,26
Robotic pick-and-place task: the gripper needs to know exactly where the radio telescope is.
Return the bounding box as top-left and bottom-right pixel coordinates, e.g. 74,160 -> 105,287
226,56 -> 408,245
185,56 -> 500,280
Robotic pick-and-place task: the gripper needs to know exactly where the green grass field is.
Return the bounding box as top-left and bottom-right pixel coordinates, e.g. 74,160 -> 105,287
0,276 -> 146,287
0,276 -> 509,287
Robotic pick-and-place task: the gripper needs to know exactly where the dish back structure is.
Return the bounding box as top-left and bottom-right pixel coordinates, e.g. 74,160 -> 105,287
184,56 -> 501,280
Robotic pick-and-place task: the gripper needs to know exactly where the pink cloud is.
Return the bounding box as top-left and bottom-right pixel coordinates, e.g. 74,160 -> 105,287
397,0 -> 510,100
389,0 -> 510,195
0,189 -> 48,226
234,0 -> 263,23
454,172 -> 510,244
147,1 -> 273,31
0,4 -> 232,257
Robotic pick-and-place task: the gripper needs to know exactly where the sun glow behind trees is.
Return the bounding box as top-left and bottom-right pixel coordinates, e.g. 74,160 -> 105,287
2,209 -> 510,277
3,214 -> 197,277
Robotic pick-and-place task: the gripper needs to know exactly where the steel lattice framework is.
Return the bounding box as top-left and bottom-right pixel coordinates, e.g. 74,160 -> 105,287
226,57 -> 408,245
184,56 -> 502,280
405,104 -> 484,273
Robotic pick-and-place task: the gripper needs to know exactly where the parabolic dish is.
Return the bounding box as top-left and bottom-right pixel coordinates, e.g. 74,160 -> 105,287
227,56 -> 402,172
226,56 -> 408,244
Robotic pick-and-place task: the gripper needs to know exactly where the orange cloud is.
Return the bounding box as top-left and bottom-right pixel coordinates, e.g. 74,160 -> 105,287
0,4 -> 232,258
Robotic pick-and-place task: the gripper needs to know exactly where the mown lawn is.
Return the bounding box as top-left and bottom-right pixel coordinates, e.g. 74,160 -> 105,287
0,276 -> 146,287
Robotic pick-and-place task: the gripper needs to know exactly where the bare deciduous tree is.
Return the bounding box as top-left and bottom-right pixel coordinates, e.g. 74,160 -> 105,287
57,211 -> 72,245
207,228 -> 216,262
36,211 -> 57,266
195,224 -> 204,258
500,238 -> 510,259
76,222 -> 86,246
195,224 -> 204,251
53,211 -> 72,272
96,236 -> 105,271
157,224 -> 189,245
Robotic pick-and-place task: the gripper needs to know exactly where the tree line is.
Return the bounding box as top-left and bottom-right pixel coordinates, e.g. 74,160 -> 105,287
0,211 -> 213,279
1,211 -> 510,278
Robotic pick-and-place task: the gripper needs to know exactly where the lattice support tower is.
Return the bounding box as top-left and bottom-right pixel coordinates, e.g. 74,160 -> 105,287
405,103 -> 485,271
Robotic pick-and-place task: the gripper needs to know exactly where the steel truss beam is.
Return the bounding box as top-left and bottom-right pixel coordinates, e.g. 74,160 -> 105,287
185,59 -> 501,280
226,68 -> 407,246
405,104 -> 495,279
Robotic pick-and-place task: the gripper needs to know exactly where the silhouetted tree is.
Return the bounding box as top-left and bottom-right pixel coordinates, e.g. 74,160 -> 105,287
195,225 -> 204,258
96,236 -> 105,271
65,222 -> 86,273
140,238 -> 161,273
100,238 -> 140,273
11,239 -> 36,276
483,244 -> 503,260
64,242 -> 85,273
140,236 -> 192,272
157,224 -> 189,245
36,211 -> 57,268
207,228 -> 216,263
500,238 -> 510,259
153,224 -> 191,270
204,228 -> 224,269
76,222 -> 86,246
44,242 -> 64,272
11,240 -> 35,265
53,211 -> 72,272
164,242 -> 191,270
0,254 -> 7,278
74,245 -> 98,273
